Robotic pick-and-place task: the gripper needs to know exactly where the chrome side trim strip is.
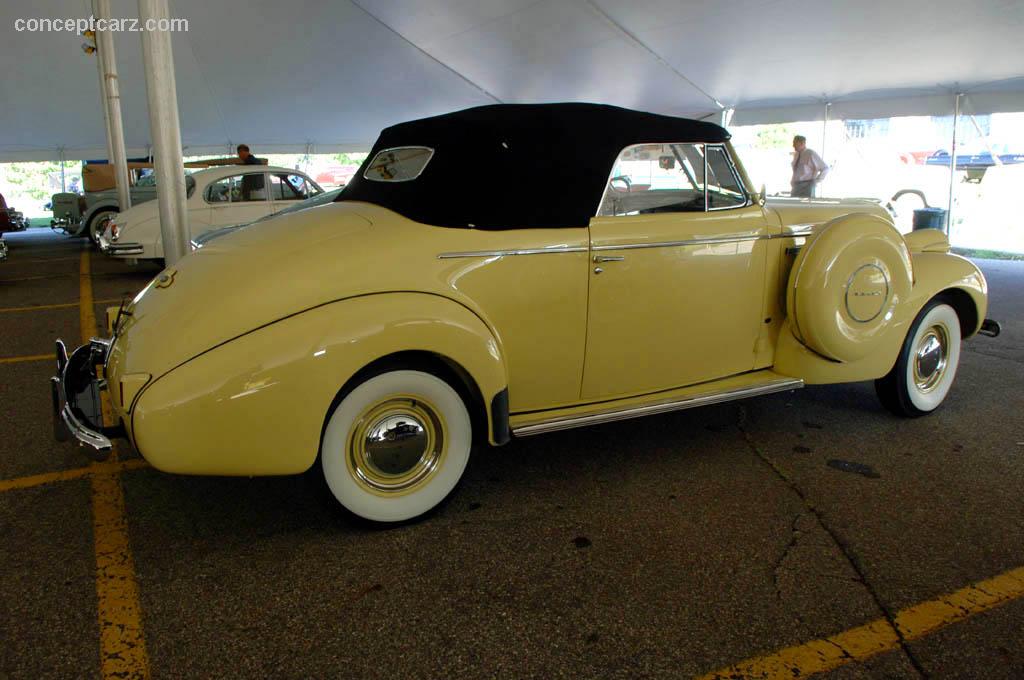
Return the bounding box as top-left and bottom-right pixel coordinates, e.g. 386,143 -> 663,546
439,227 -> 817,259
592,234 -> 758,251
512,378 -> 804,437
438,246 -> 587,259
591,229 -> 815,252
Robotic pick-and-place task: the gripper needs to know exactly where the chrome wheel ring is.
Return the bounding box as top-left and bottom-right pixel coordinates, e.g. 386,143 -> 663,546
346,397 -> 446,495
913,324 -> 949,393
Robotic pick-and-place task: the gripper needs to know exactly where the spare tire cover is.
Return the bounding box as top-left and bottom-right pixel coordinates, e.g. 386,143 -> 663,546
787,213 -> 912,362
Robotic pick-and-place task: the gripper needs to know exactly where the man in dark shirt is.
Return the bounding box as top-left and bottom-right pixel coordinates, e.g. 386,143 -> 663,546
237,144 -> 266,200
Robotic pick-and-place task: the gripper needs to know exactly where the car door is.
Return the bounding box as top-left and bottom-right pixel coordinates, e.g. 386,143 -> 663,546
581,142 -> 771,400
201,172 -> 272,238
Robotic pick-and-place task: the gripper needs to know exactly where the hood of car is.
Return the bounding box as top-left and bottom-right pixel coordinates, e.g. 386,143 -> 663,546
113,201 -> 381,380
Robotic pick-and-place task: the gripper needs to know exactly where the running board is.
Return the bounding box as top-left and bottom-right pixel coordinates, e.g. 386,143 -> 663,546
512,377 -> 804,437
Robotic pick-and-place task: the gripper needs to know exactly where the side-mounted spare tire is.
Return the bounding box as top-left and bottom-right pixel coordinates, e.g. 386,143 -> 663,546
787,213 -> 912,363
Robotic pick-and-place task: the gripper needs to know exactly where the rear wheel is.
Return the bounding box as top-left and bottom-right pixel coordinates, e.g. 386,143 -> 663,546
875,300 -> 962,416
321,370 -> 472,523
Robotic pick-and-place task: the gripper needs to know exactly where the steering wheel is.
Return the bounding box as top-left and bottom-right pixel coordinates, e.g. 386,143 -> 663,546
609,175 -> 632,192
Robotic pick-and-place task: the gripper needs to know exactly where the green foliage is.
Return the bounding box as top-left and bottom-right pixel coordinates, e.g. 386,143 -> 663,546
2,161 -> 77,201
754,124 -> 796,150
331,152 -> 368,165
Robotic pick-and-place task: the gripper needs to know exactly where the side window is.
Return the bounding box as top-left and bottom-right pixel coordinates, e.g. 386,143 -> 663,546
204,174 -> 268,204
704,145 -> 748,210
598,143 -> 706,216
204,177 -> 232,203
237,172 -> 267,202
270,173 -> 316,201
597,143 -> 747,216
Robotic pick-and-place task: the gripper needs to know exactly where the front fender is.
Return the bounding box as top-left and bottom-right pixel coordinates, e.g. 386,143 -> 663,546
83,201 -> 118,225
130,292 -> 508,475
909,252 -> 987,336
774,252 -> 988,384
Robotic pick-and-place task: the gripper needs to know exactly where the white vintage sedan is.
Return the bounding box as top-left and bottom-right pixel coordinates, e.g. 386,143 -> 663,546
99,165 -> 322,262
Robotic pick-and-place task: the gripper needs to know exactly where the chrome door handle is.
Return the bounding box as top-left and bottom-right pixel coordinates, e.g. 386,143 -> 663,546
593,255 -> 625,263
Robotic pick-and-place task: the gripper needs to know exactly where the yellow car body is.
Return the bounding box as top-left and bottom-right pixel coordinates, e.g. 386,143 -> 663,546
52,104 -> 994,521
102,190 -> 984,475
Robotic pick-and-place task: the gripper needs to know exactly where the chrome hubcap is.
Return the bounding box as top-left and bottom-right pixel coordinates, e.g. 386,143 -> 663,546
348,398 -> 445,494
913,325 -> 949,393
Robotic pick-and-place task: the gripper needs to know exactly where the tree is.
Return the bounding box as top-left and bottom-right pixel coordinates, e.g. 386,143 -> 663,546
754,124 -> 796,150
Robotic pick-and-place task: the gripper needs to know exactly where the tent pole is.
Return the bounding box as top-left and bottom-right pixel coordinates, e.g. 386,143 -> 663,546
139,0 -> 189,265
946,93 -> 961,236
94,0 -> 132,211
90,24 -> 114,166
822,102 -> 831,163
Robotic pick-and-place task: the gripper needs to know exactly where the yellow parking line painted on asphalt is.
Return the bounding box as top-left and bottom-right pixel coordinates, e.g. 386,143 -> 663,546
0,354 -> 51,364
0,298 -> 121,314
79,249 -> 151,680
0,459 -> 148,493
697,566 -> 1024,679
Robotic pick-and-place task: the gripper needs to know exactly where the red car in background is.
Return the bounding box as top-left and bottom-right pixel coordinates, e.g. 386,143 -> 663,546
314,164 -> 359,188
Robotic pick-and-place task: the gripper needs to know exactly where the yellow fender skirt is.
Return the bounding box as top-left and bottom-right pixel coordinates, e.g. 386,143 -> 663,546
131,293 -> 508,476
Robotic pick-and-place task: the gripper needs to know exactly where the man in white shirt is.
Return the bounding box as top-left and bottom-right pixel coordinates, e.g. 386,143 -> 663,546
790,135 -> 828,198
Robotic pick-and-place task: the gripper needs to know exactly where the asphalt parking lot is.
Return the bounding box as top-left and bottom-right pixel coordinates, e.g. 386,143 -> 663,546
1,229 -> 1022,679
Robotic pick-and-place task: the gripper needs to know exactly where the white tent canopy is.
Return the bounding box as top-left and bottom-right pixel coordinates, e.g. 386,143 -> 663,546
2,0 -> 1023,161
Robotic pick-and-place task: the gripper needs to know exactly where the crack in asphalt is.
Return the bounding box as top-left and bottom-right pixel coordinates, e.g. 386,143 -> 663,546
770,513 -> 804,600
737,404 -> 930,679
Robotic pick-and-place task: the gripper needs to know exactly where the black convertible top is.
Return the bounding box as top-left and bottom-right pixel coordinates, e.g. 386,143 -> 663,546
337,103 -> 729,229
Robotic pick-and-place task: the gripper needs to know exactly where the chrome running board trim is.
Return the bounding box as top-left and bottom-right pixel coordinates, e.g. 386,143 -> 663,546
512,378 -> 804,437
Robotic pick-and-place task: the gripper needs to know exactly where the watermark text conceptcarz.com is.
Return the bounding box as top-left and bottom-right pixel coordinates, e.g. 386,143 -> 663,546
14,15 -> 188,34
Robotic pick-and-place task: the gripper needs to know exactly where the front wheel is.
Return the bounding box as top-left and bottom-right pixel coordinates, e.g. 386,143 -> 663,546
875,300 -> 962,416
321,370 -> 472,523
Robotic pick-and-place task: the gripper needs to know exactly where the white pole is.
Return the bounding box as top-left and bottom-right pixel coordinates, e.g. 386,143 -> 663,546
821,102 -> 831,163
138,0 -> 189,265
60,147 -> 67,192
946,93 -> 962,236
91,34 -> 114,165
94,0 -> 132,211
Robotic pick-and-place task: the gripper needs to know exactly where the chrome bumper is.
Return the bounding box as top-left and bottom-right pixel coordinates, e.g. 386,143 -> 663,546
50,338 -> 123,460
979,318 -> 1001,338
103,242 -> 144,257
97,230 -> 144,256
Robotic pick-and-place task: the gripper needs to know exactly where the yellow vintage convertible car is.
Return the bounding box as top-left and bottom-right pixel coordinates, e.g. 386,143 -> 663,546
52,104 -> 1001,522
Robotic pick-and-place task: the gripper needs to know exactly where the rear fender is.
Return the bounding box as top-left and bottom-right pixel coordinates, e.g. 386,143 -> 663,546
131,293 -> 508,475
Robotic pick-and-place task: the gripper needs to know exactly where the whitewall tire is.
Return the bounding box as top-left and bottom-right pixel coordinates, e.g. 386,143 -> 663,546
89,209 -> 117,245
321,370 -> 472,523
875,300 -> 962,416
